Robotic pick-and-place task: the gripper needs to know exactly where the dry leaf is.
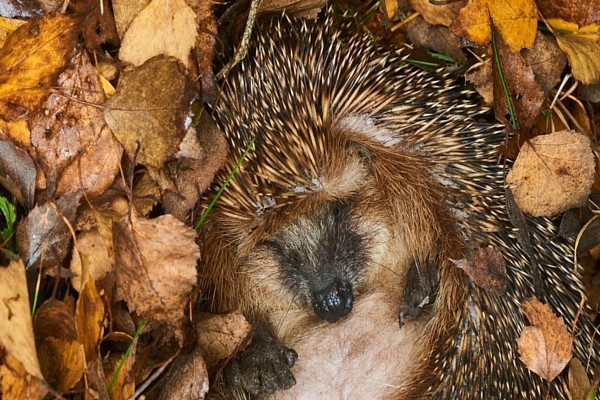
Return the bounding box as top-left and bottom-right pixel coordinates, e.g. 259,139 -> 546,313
552,23 -> 600,85
537,0 -> 600,27
119,0 -> 197,68
30,52 -> 123,198
104,56 -> 195,168
113,213 -> 199,321
518,298 -> 573,382
33,299 -> 85,392
76,278 -> 105,361
569,358 -> 594,400
196,311 -> 252,368
450,247 -> 507,293
492,26 -> 545,131
0,353 -> 48,400
409,0 -> 465,27
70,227 -> 113,292
506,130 -> 595,217
0,250 -> 45,383
522,33 -> 568,93
0,137 -> 35,208
0,14 -> 79,121
16,192 -> 81,270
148,347 -> 209,400
451,0 -> 537,53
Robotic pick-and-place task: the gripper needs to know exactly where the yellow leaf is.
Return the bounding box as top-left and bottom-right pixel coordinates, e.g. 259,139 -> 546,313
553,24 -> 600,85
454,0 -> 537,52
0,14 -> 79,121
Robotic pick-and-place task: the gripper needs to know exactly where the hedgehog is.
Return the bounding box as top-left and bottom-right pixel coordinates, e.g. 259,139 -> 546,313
198,14 -> 599,399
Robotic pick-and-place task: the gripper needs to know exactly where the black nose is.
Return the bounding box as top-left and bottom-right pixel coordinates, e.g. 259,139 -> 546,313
312,280 -> 353,323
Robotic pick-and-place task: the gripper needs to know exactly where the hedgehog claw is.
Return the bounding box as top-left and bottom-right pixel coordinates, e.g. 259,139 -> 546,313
224,324 -> 298,396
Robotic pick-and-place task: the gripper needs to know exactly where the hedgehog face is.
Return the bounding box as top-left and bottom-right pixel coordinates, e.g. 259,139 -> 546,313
263,199 -> 368,323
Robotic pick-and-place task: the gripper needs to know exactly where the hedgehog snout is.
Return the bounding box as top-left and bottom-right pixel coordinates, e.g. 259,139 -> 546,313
311,279 -> 354,323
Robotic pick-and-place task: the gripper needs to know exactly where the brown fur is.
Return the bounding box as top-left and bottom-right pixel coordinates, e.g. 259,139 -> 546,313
199,121 -> 469,398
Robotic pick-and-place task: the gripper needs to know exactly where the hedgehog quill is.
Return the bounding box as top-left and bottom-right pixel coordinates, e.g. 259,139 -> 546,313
198,15 -> 599,399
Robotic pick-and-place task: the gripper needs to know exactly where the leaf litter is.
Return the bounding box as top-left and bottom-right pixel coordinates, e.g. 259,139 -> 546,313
0,0 -> 598,399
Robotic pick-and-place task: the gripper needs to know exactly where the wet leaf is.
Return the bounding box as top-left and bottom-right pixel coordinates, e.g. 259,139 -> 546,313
34,299 -> 85,392
0,14 -> 79,121
16,192 -> 81,270
0,138 -> 35,208
30,52 -> 123,198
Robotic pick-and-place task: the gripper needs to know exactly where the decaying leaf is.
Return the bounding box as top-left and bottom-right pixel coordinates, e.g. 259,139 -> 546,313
16,191 -> 82,270
506,130 -> 595,217
33,299 -> 85,392
30,52 -> 123,198
147,347 -> 209,400
450,247 -> 507,293
537,0 -> 600,27
492,27 -> 545,132
451,0 -> 537,53
104,56 -> 195,168
119,0 -> 198,68
113,213 -> 198,321
518,298 -> 573,382
0,250 -> 46,392
0,14 -> 80,121
196,311 -> 252,369
409,0 -> 465,28
70,225 -> 114,292
0,137 -> 35,208
522,33 -> 568,93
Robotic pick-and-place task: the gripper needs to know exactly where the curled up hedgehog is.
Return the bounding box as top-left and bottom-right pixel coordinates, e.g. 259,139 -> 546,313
198,14 -> 599,399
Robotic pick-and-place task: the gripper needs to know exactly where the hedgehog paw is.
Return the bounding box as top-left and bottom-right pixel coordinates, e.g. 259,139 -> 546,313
224,324 -> 298,396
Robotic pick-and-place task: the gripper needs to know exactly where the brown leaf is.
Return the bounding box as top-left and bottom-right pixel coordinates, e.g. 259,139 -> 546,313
0,250 -> 45,382
16,192 -> 81,270
0,14 -> 80,121
118,0 -> 198,68
450,247 -> 507,293
522,33 -> 568,93
113,213 -> 199,321
196,311 -> 252,369
154,113 -> 228,219
506,130 -> 595,217
147,347 -> 209,400
492,27 -> 545,132
104,56 -> 195,168
70,225 -> 114,292
30,51 -> 123,198
537,0 -> 600,27
33,299 -> 85,392
568,358 -> 594,400
0,138 -> 35,208
409,0 -> 465,27
518,298 -> 573,382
